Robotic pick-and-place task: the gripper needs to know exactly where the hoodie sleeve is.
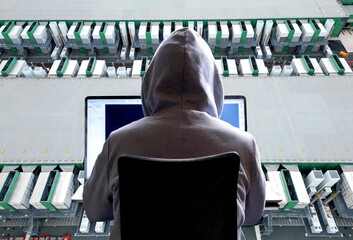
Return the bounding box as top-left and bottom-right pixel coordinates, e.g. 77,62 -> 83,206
243,136 -> 266,226
83,139 -> 114,221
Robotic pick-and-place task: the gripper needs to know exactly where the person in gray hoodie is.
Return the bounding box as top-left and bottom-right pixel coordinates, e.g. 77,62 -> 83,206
83,27 -> 265,240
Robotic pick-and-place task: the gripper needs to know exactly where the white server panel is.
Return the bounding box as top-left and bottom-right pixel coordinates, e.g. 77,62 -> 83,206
8,173 -> 35,209
29,172 -> 50,209
51,172 -> 74,209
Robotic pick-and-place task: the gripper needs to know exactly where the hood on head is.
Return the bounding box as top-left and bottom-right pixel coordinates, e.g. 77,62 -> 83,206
141,27 -> 224,118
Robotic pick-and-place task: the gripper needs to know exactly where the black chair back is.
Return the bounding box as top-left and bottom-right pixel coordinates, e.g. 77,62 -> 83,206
118,152 -> 240,240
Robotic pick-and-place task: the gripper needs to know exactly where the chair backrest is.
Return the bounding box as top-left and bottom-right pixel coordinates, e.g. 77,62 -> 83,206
118,152 -> 240,240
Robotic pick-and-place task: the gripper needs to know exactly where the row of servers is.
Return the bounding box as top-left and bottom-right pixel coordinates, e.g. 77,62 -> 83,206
0,19 -> 337,61
0,167 -> 76,211
0,54 -> 352,78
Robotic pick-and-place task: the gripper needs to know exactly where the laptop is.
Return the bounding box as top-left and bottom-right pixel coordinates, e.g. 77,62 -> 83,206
85,96 -> 247,180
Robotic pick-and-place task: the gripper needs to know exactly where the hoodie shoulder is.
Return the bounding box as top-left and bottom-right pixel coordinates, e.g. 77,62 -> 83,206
108,117 -> 150,140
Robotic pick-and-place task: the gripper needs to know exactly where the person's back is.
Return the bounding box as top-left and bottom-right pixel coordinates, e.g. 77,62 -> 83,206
83,27 -> 265,240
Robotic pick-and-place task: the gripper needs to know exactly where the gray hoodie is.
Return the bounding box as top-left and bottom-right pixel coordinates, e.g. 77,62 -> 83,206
83,27 -> 265,239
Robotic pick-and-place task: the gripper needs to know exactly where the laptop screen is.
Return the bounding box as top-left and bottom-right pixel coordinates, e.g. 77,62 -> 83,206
85,96 -> 246,179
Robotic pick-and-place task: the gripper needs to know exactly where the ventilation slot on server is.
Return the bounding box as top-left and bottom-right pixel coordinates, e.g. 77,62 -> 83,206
146,22 -> 152,45
56,57 -> 69,77
99,22 -> 108,44
240,21 -> 247,42
249,56 -> 259,76
1,57 -> 17,76
2,21 -> 14,34
28,22 -> 37,33
74,21 -> 84,45
40,170 -> 59,211
330,54 -> 345,75
1,22 -> 15,45
302,55 -> 315,75
281,169 -> 299,210
216,22 -> 221,32
141,57 -> 148,77
216,21 -> 222,44
74,22 -> 83,34
0,170 -> 19,211
146,22 -> 151,33
311,20 -> 319,31
86,57 -> 97,77
100,22 -> 107,34
286,20 -> 294,32
237,21 -> 247,53
27,21 -> 39,44
221,56 -> 229,76
285,20 -> 295,42
309,19 -> 320,42
240,21 -> 246,32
